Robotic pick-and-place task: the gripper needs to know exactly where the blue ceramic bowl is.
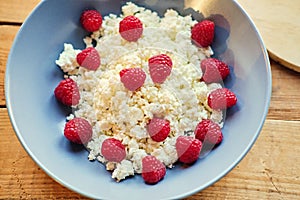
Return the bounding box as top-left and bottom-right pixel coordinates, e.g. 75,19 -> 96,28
5,0 -> 271,199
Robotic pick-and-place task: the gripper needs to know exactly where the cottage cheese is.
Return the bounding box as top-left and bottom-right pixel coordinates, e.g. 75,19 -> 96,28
56,2 -> 223,182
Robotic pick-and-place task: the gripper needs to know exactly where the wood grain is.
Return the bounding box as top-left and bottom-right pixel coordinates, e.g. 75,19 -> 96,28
238,0 -> 300,72
268,61 -> 300,121
187,120 -> 300,200
0,25 -> 19,106
0,108 -> 88,199
0,0 -> 40,23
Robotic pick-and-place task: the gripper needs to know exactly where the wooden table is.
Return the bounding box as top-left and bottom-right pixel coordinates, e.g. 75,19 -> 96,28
1,1 -> 299,199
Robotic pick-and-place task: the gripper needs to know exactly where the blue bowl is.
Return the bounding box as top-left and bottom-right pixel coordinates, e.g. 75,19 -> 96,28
5,0 -> 271,199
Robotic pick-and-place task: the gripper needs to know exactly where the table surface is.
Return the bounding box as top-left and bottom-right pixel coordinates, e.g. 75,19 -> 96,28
0,1 -> 299,199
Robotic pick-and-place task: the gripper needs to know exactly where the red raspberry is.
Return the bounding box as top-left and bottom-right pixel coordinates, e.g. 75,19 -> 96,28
119,68 -> 146,91
142,155 -> 166,184
54,78 -> 80,106
101,138 -> 126,163
119,15 -> 143,42
201,58 -> 230,83
191,20 -> 215,47
147,118 -> 170,142
208,88 -> 237,110
194,119 -> 223,145
80,10 -> 103,32
148,54 -> 173,84
76,47 -> 101,71
176,136 -> 202,164
64,118 -> 93,144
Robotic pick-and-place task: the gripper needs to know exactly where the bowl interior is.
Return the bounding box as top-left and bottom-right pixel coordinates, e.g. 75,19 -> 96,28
5,0 -> 271,199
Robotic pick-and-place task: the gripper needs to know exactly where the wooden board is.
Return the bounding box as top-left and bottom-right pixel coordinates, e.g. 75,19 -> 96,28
238,0 -> 300,72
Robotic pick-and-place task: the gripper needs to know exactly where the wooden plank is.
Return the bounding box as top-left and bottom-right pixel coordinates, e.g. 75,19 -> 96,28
187,119 -> 300,199
0,108 -> 88,199
268,60 -> 300,120
1,108 -> 299,199
0,0 -> 40,23
0,25 -> 20,106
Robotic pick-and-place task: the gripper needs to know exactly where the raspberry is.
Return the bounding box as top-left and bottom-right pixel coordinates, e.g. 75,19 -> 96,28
176,136 -> 202,164
147,118 -> 170,142
54,78 -> 80,106
208,88 -> 237,110
101,138 -> 126,163
76,47 -> 101,71
194,119 -> 223,145
148,54 -> 173,84
142,155 -> 166,184
64,118 -> 93,144
201,58 -> 230,83
119,15 -> 143,42
119,68 -> 146,91
80,10 -> 103,32
191,20 -> 215,47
